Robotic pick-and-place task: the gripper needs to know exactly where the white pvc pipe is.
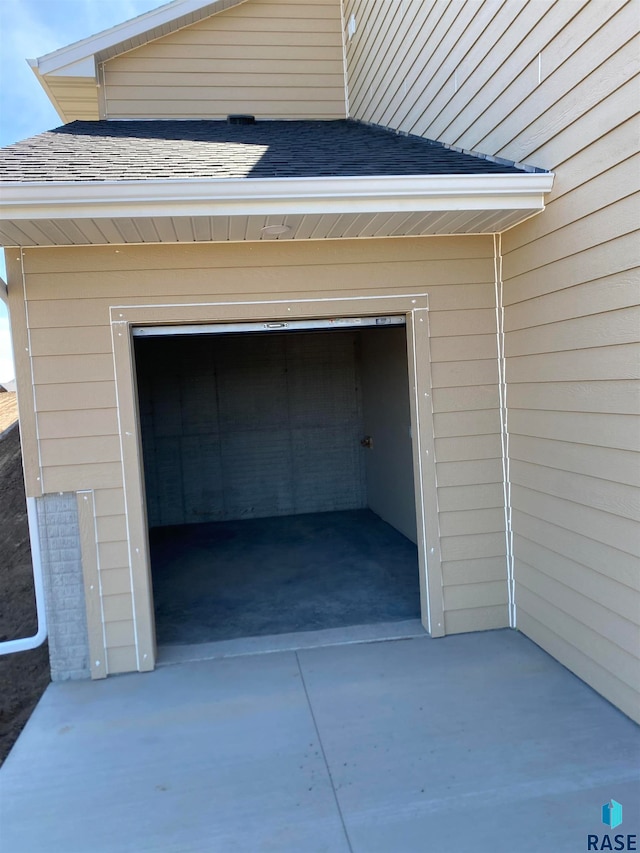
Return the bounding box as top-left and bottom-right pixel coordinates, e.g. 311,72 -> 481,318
0,496 -> 47,654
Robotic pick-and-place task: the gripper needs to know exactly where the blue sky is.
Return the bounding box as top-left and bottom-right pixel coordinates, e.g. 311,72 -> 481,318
0,0 -> 165,381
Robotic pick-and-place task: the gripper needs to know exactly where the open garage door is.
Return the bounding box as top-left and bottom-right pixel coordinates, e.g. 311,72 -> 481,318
133,315 -> 423,650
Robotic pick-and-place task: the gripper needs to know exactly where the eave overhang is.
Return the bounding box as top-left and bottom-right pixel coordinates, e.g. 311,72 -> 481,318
0,172 -> 554,247
26,0 -> 250,122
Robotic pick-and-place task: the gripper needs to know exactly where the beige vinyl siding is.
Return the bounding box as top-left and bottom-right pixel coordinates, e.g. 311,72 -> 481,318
42,77 -> 99,122
15,236 -> 508,666
95,483 -> 136,678
343,0 -> 636,163
102,0 -> 346,120
503,156 -> 640,724
499,5 -> 640,723
344,0 -> 640,720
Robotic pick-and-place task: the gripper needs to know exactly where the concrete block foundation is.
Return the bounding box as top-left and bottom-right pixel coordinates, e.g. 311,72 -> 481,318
36,493 -> 89,680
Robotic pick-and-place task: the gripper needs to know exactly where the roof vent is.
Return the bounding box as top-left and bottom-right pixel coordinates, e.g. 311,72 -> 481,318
227,114 -> 256,125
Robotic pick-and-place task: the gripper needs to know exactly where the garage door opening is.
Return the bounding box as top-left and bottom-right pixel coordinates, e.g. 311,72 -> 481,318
133,317 -> 421,648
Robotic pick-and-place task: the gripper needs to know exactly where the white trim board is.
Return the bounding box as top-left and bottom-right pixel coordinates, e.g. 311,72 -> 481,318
108,291 -> 442,671
133,315 -> 405,336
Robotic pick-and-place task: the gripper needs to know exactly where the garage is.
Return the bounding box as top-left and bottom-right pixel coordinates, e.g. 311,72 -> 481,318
133,316 -> 422,648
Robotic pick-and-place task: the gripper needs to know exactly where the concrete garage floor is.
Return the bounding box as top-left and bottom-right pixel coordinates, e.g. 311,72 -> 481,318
1,631 -> 638,853
150,509 -> 421,645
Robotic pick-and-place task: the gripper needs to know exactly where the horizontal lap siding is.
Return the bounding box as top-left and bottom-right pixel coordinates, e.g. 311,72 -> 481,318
504,184 -> 640,723
102,0 -> 345,120
429,278 -> 507,636
344,0 -> 640,719
46,77 -> 99,122
501,7 -> 640,721
343,0 -> 635,162
95,485 -> 136,674
18,235 -> 506,661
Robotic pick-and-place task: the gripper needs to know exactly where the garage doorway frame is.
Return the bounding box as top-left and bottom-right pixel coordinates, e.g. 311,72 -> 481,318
110,293 -> 443,672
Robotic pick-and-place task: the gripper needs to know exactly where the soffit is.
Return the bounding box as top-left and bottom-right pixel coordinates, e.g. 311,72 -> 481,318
0,120 -> 554,246
0,208 -> 541,247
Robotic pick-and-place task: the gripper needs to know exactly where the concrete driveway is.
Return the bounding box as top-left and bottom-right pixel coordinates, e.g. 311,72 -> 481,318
1,629 -> 638,852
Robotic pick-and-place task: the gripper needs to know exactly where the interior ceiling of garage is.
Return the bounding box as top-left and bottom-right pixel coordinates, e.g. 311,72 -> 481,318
0,119 -> 553,246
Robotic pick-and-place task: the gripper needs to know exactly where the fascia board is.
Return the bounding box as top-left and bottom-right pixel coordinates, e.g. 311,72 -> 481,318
34,0 -> 249,76
0,173 -> 555,220
47,57 -> 97,78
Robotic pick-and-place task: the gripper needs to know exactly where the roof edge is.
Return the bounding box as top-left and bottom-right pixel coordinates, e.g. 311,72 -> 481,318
0,173 -> 555,220
354,119 -> 549,175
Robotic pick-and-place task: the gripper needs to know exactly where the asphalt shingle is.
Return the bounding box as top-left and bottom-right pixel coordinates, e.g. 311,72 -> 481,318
0,119 -> 530,182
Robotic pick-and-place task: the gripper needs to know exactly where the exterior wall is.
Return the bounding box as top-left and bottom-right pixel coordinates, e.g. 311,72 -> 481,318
498,25 -> 640,722
344,0 -> 640,721
101,0 -> 346,120
343,0 -> 636,163
9,235 -> 509,674
36,493 -> 90,680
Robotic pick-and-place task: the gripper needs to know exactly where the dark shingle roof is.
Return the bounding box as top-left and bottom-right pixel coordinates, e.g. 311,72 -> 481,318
0,119 -> 529,182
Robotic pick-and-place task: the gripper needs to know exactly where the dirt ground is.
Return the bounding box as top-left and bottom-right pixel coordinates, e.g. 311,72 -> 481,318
0,402 -> 50,766
0,391 -> 19,433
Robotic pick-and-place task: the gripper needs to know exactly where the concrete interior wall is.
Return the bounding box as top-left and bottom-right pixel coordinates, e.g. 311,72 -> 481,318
360,326 -> 416,543
135,329 -> 369,527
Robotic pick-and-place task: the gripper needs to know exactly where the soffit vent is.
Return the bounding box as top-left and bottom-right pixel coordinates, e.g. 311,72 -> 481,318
227,115 -> 256,125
